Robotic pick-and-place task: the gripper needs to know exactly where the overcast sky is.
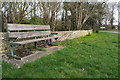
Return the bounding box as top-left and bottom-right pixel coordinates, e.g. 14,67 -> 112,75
108,0 -> 119,25
108,0 -> 120,2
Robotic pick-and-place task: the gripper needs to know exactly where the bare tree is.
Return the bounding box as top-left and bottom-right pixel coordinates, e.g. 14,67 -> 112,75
118,2 -> 120,30
38,2 -> 61,31
62,2 -> 105,30
105,2 -> 117,29
0,1 -> 2,32
1,2 -> 109,31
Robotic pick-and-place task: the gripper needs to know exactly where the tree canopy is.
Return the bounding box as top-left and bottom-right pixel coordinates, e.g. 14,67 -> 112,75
1,1 -> 118,31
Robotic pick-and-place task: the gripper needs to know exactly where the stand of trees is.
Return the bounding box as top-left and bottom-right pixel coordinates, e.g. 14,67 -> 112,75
0,1 -> 118,32
0,2 -> 2,32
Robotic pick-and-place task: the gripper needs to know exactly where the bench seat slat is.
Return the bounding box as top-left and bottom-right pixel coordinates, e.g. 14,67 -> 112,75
8,24 -> 50,31
11,37 -> 58,45
9,31 -> 51,38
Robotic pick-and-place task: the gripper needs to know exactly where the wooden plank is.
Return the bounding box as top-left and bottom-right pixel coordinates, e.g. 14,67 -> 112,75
9,31 -> 51,38
11,37 -> 58,44
8,24 -> 50,31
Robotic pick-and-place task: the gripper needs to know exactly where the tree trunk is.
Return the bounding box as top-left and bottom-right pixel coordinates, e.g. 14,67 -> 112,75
118,2 -> 120,30
0,2 -> 2,32
65,9 -> 68,30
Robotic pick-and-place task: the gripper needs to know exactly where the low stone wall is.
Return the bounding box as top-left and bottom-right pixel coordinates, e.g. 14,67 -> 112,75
53,30 -> 92,41
0,30 -> 92,54
0,33 -> 9,54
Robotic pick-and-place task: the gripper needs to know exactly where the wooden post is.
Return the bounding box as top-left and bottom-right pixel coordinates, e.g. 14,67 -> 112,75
0,1 -> 2,32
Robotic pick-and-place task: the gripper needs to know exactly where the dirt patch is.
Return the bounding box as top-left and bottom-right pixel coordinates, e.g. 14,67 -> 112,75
6,40 -> 54,59
37,40 -> 49,47
14,49 -> 34,57
2,45 -> 65,68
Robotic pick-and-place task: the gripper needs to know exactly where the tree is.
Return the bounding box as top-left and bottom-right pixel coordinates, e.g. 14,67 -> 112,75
1,1 -> 110,31
109,3 -> 116,29
2,2 -> 37,24
62,2 -> 106,30
104,2 -> 117,29
0,1 -> 2,32
118,2 -> 120,30
38,2 -> 61,31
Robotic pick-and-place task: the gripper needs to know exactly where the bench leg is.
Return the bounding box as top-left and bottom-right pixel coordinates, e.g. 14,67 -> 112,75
34,42 -> 37,48
9,44 -> 14,56
49,39 -> 52,46
8,44 -> 21,59
54,38 -> 58,46
44,40 -> 47,47
49,39 -> 58,46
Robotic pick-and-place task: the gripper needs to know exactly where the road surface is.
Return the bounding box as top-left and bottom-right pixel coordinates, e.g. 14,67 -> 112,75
100,31 -> 120,34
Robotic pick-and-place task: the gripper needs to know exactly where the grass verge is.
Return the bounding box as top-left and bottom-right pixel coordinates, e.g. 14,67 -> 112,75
2,32 -> 118,78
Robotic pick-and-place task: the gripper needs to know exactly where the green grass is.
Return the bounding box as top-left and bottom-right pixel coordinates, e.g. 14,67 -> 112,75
0,56 -> 2,79
2,32 -> 118,78
37,48 -> 47,51
27,46 -> 47,51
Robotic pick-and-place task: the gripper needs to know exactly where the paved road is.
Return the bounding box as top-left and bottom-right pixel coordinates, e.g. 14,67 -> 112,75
100,31 -> 120,34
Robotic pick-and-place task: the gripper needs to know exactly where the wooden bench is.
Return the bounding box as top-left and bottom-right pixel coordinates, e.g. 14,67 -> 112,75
6,24 -> 58,58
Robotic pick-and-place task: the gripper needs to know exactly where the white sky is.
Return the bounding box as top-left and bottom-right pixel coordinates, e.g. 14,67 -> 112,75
108,0 -> 120,2
113,8 -> 118,25
108,0 -> 119,25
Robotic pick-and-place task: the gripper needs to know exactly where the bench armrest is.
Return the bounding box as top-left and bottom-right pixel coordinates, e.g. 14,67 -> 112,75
51,32 -> 58,35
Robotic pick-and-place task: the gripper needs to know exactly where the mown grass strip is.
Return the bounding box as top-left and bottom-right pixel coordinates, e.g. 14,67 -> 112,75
2,32 -> 118,78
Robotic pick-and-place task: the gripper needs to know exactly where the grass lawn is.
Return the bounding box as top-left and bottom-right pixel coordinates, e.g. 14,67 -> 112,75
2,32 -> 118,78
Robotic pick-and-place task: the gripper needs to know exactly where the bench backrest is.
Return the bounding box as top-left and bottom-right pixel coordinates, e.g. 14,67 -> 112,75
7,24 -> 51,39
